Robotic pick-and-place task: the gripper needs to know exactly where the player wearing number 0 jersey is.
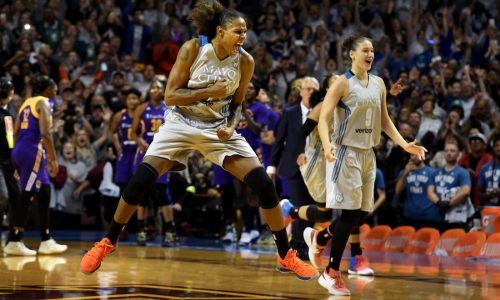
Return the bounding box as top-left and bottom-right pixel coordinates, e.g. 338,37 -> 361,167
325,69 -> 383,212
314,36 -> 427,296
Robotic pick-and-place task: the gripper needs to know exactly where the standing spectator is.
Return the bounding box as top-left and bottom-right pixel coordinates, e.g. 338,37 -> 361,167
459,131 -> 493,207
36,6 -> 63,51
152,26 -> 180,77
477,134 -> 500,207
50,141 -> 88,229
134,64 -> 155,100
396,154 -> 445,231
428,141 -> 474,230
122,7 -> 152,62
415,97 -> 442,148
268,55 -> 296,103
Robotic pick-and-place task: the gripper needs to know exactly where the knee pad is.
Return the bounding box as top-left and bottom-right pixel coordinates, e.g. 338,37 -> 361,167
244,167 -> 279,209
122,163 -> 159,205
305,206 -> 333,222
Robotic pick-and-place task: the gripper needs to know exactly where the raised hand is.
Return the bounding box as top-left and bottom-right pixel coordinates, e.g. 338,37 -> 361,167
389,78 -> 406,96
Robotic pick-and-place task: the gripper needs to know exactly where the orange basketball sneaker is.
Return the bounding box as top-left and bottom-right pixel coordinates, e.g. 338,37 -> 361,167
276,249 -> 320,280
80,237 -> 116,274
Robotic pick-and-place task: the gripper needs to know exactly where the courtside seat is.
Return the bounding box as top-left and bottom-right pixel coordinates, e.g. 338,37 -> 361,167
359,223 -> 371,246
434,228 -> 466,256
362,225 -> 391,251
404,227 -> 440,254
381,226 -> 416,252
450,231 -> 486,257
480,232 -> 500,258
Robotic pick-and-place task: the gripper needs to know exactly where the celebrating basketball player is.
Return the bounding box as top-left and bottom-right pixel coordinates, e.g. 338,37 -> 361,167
80,0 -> 318,281
313,36 -> 427,295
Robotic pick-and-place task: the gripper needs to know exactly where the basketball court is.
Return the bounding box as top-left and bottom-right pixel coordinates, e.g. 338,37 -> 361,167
0,231 -> 498,299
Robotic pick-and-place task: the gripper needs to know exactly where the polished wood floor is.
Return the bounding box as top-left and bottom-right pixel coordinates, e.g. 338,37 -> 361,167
1,232 -> 499,299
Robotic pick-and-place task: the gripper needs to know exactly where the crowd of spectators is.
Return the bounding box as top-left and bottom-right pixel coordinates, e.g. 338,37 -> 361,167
0,0 -> 499,238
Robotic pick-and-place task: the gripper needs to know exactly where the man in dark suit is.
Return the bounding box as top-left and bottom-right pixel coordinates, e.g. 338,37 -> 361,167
267,77 -> 319,258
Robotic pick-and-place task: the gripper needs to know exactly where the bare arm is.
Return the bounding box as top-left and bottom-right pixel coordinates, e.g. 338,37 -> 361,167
395,174 -> 407,195
373,188 -> 386,212
318,76 -> 348,162
37,99 -> 58,177
427,185 -> 440,204
308,102 -> 322,122
93,108 -> 112,149
131,103 -> 148,151
110,111 -> 123,154
216,51 -> 255,141
13,110 -> 21,143
379,77 -> 427,160
38,100 -> 57,162
395,162 -> 418,194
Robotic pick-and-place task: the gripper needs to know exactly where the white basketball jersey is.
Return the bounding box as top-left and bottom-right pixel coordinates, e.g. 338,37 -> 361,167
172,35 -> 241,124
331,70 -> 383,149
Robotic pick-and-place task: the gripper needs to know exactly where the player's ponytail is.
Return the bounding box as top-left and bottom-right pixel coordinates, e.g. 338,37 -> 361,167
188,0 -> 243,40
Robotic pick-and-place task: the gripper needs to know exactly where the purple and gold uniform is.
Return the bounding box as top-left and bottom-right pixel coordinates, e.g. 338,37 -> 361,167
260,107 -> 279,168
133,102 -> 168,183
115,109 -> 137,184
11,96 -> 52,192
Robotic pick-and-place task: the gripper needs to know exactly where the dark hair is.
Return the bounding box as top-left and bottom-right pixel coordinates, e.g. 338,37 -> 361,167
187,0 -> 244,40
492,134 -> 500,147
145,79 -> 165,102
341,35 -> 372,62
322,73 -> 337,91
125,87 -> 142,98
310,90 -> 324,108
0,77 -> 14,99
30,74 -> 56,96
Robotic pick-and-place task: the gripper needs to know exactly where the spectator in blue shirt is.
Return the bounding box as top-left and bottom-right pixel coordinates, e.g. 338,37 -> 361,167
396,154 -> 444,231
428,142 -> 474,230
477,134 -> 500,206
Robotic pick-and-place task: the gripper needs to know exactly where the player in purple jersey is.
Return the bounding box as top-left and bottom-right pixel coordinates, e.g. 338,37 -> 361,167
111,88 -> 140,187
235,81 -> 272,244
5,75 -> 67,256
131,79 -> 177,247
